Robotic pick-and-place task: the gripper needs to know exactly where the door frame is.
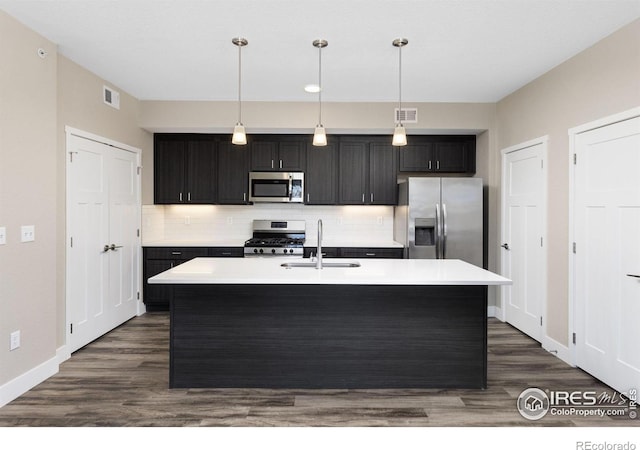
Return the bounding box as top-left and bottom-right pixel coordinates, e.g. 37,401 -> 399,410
567,106 -> 640,367
499,135 -> 548,340
64,126 -> 143,360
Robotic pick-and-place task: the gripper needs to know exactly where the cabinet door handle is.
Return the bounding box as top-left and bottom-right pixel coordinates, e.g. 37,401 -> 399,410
243,192 -> 246,202
307,193 -> 310,203
171,251 -> 182,255
428,161 -> 432,170
179,192 -> 183,202
280,159 -> 283,169
362,193 -> 365,203
271,160 -> 274,169
187,192 -> 191,202
365,253 -> 376,256
370,193 -> 374,203
437,161 -> 440,170
221,252 -> 232,256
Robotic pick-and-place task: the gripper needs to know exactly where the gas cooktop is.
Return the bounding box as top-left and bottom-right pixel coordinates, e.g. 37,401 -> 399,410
244,220 -> 306,256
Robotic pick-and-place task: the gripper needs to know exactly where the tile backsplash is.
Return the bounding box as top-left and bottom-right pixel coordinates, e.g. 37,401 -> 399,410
142,203 -> 395,244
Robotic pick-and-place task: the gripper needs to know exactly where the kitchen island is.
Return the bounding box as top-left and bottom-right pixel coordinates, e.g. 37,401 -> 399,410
148,257 -> 511,389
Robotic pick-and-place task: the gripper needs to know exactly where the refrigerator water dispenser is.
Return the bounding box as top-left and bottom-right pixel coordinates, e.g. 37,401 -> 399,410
415,218 -> 436,246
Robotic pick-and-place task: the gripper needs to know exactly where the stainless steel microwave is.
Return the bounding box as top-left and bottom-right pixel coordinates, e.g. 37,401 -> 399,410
249,172 -> 304,203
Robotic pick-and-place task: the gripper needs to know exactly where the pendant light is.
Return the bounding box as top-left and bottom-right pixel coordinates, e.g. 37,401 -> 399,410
312,39 -> 328,146
392,38 -> 408,147
232,37 -> 248,145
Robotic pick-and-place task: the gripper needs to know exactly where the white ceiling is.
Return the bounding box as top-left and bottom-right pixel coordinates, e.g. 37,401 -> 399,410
2,0 -> 639,103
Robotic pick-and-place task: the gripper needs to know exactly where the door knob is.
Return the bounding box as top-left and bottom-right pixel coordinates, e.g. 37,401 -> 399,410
501,243 -> 510,250
109,244 -> 123,251
103,244 -> 110,252
627,274 -> 640,278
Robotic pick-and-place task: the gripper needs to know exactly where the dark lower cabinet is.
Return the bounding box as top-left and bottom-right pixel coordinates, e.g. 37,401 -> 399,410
339,247 -> 404,259
303,247 -> 403,259
143,247 -> 243,311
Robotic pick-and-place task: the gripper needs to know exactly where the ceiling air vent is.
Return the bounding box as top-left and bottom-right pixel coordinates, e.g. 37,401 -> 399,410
103,85 -> 120,110
395,108 -> 418,124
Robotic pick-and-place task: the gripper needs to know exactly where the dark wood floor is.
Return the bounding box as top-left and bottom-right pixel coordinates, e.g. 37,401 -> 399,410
0,313 -> 635,427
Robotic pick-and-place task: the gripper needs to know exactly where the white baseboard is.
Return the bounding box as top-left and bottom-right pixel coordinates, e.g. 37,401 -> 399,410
0,355 -> 59,408
56,345 -> 71,365
487,305 -> 504,320
542,335 -> 573,366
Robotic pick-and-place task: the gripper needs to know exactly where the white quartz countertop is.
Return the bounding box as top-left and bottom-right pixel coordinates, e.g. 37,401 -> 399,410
148,257 -> 512,286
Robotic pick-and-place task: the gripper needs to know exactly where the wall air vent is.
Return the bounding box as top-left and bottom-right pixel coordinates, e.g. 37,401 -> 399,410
103,85 -> 120,110
394,108 -> 418,123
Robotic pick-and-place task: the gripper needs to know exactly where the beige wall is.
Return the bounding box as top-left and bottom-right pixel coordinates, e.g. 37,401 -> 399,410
56,55 -> 152,346
496,19 -> 640,345
0,11 -> 58,386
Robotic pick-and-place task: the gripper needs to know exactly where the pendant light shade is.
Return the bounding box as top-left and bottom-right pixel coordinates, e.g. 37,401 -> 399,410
392,124 -> 407,146
313,125 -> 327,146
232,37 -> 248,146
232,124 -> 247,145
312,39 -> 328,146
392,38 -> 408,147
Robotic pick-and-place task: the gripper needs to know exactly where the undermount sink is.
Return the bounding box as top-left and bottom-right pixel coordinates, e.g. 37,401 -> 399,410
281,261 -> 361,269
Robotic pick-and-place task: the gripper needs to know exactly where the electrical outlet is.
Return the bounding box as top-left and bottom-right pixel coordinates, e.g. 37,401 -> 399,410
0,226 -> 6,245
10,330 -> 20,351
21,225 -> 35,242
376,216 -> 383,226
226,217 -> 233,225
184,216 -> 191,225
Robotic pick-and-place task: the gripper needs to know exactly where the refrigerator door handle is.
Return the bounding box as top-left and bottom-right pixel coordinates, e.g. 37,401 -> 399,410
442,203 -> 448,259
435,203 -> 441,259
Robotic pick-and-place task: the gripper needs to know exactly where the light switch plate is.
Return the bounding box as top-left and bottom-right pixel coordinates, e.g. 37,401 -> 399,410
0,226 -> 6,245
21,225 -> 35,242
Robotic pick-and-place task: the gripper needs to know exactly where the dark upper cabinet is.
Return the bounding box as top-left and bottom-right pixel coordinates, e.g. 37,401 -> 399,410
398,136 -> 475,173
154,137 -> 186,204
305,142 -> 337,204
338,138 -> 397,205
187,140 -> 217,203
398,143 -> 434,171
369,143 -> 397,205
154,135 -> 216,204
434,141 -> 473,173
250,137 -> 305,171
217,141 -> 250,204
338,141 -> 368,204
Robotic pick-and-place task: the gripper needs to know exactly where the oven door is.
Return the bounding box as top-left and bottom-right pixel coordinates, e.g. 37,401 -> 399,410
249,172 -> 304,203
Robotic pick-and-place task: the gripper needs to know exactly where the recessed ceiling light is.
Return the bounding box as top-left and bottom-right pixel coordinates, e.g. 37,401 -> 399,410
304,84 -> 321,93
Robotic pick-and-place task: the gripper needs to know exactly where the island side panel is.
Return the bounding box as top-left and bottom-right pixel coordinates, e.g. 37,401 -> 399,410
170,284 -> 487,389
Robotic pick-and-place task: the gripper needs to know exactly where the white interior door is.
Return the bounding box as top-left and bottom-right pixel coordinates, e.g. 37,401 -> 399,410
502,141 -> 546,342
574,115 -> 640,395
67,133 -> 140,353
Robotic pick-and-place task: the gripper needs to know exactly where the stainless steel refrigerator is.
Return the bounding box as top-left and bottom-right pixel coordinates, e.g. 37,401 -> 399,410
394,177 -> 483,267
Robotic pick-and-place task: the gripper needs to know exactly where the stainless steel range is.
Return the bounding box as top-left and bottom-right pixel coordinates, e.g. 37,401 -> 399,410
244,220 -> 306,256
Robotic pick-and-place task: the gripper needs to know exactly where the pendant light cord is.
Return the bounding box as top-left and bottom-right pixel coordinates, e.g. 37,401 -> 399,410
318,44 -> 322,125
398,43 -> 402,126
238,43 -> 242,124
